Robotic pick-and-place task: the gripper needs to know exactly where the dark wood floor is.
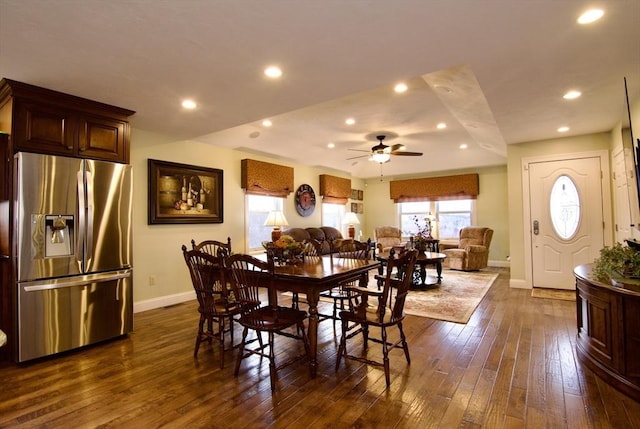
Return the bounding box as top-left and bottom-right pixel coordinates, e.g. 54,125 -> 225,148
1,268 -> 639,428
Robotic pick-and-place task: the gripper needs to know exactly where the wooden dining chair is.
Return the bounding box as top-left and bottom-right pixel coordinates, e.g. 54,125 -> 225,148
191,237 -> 231,258
319,238 -> 371,324
226,253 -> 310,392
335,249 -> 418,387
191,237 -> 233,295
181,245 -> 240,369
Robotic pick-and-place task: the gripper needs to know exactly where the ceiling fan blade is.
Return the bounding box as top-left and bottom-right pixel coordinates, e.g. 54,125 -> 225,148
348,148 -> 371,153
391,151 -> 423,156
346,154 -> 370,160
390,143 -> 405,152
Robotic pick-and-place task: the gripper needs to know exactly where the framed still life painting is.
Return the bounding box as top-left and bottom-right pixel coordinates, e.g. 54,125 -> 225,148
148,159 -> 223,224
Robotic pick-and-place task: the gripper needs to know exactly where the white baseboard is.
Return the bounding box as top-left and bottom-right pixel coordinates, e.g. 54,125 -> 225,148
489,260 -> 510,268
134,291 -> 195,313
509,278 -> 531,289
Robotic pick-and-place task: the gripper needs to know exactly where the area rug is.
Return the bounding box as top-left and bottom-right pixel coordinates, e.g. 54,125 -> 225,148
400,270 -> 499,324
284,270 -> 499,324
531,288 -> 576,301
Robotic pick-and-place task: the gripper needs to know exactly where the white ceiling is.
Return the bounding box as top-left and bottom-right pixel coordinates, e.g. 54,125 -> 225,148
1,0 -> 639,179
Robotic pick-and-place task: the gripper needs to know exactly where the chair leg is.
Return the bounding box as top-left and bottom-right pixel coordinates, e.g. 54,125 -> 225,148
298,320 -> 311,358
292,292 -> 299,310
398,322 -> 411,364
194,314 -> 206,358
207,316 -> 214,345
218,317 -> 225,369
234,326 -> 249,376
381,326 -> 390,387
362,324 -> 369,350
335,318 -> 348,370
268,331 -> 276,392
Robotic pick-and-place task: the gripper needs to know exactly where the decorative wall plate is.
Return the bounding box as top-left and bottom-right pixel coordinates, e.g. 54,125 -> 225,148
295,184 -> 316,217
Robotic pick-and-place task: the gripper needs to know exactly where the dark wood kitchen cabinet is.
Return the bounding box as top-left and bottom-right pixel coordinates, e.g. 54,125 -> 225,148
0,80 -> 134,362
0,79 -> 135,163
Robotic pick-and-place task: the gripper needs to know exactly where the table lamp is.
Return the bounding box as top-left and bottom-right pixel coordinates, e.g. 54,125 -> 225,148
264,210 -> 289,241
343,212 -> 360,239
426,213 -> 436,239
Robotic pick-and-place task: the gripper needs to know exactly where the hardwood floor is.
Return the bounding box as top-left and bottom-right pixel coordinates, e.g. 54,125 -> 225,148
1,268 -> 639,428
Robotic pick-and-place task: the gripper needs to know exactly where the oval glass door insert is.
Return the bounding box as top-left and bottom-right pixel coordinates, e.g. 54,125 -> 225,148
549,175 -> 581,240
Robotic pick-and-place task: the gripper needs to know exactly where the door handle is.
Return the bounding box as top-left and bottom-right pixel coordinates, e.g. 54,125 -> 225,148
533,220 -> 539,235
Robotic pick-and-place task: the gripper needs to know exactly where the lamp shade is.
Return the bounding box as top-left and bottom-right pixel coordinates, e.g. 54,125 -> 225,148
343,212 -> 360,239
264,210 -> 289,227
342,212 -> 360,225
264,210 -> 289,241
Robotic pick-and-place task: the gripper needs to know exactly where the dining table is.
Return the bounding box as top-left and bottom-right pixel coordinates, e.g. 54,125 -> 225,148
258,253 -> 380,377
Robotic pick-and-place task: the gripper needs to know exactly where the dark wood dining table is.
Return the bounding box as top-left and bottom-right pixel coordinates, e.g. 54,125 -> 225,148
259,254 -> 380,377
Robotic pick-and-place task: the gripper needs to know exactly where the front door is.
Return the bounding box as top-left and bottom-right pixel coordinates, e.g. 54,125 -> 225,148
528,156 -> 604,290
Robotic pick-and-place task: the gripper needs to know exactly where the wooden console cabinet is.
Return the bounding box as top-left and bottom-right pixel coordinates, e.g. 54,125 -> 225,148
0,79 -> 135,163
574,264 -> 640,401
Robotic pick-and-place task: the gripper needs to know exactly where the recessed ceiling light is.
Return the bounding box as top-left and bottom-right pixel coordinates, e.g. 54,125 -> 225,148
345,118 -> 355,125
181,99 -> 197,109
563,90 -> 582,100
459,143 -> 468,149
262,119 -> 272,127
577,9 -> 604,24
327,142 -> 335,149
558,126 -> 570,133
264,66 -> 282,78
437,122 -> 447,129
394,83 -> 408,93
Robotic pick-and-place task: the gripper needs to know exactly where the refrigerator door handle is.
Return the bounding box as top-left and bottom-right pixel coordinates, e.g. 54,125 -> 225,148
21,270 -> 131,292
85,170 -> 94,263
77,170 -> 86,264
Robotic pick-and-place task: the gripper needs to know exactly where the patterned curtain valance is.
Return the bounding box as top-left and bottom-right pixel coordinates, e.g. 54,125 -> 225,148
241,159 -> 293,197
319,174 -> 351,205
389,173 -> 479,202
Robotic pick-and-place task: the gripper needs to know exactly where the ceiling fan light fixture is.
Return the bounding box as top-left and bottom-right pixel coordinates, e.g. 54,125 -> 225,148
372,151 -> 391,163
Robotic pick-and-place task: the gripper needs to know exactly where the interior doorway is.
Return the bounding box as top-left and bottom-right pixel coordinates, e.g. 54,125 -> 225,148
523,151 -> 610,290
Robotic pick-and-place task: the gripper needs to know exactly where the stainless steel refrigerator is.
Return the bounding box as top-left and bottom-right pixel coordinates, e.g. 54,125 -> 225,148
14,152 -> 133,362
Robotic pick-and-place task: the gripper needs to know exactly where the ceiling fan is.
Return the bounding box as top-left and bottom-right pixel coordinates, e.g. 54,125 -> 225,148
347,135 -> 423,163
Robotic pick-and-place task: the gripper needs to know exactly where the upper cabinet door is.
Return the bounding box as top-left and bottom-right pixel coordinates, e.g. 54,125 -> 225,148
78,114 -> 128,163
13,100 -> 76,157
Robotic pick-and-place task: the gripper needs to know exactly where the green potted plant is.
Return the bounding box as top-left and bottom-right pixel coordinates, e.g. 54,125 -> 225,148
590,242 -> 640,283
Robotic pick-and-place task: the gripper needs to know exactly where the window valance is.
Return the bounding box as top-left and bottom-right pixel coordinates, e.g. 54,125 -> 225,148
389,173 -> 479,202
319,174 -> 351,204
241,159 -> 293,197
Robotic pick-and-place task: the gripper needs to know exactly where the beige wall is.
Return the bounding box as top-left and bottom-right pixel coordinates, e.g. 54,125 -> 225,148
131,128 -> 509,310
363,166 -> 509,264
131,129 -> 362,310
132,126 -> 629,310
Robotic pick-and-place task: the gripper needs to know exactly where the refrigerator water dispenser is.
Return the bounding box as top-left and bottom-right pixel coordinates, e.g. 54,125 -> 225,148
44,215 -> 74,257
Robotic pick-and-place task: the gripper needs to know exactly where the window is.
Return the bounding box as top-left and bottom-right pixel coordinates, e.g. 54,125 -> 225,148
549,175 -> 580,240
246,195 -> 284,252
398,199 -> 474,240
322,202 -> 345,231
399,201 -> 431,238
437,200 -> 474,239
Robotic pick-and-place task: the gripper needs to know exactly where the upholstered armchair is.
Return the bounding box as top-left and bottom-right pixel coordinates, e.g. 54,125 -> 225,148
443,227 -> 493,271
374,226 -> 406,255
